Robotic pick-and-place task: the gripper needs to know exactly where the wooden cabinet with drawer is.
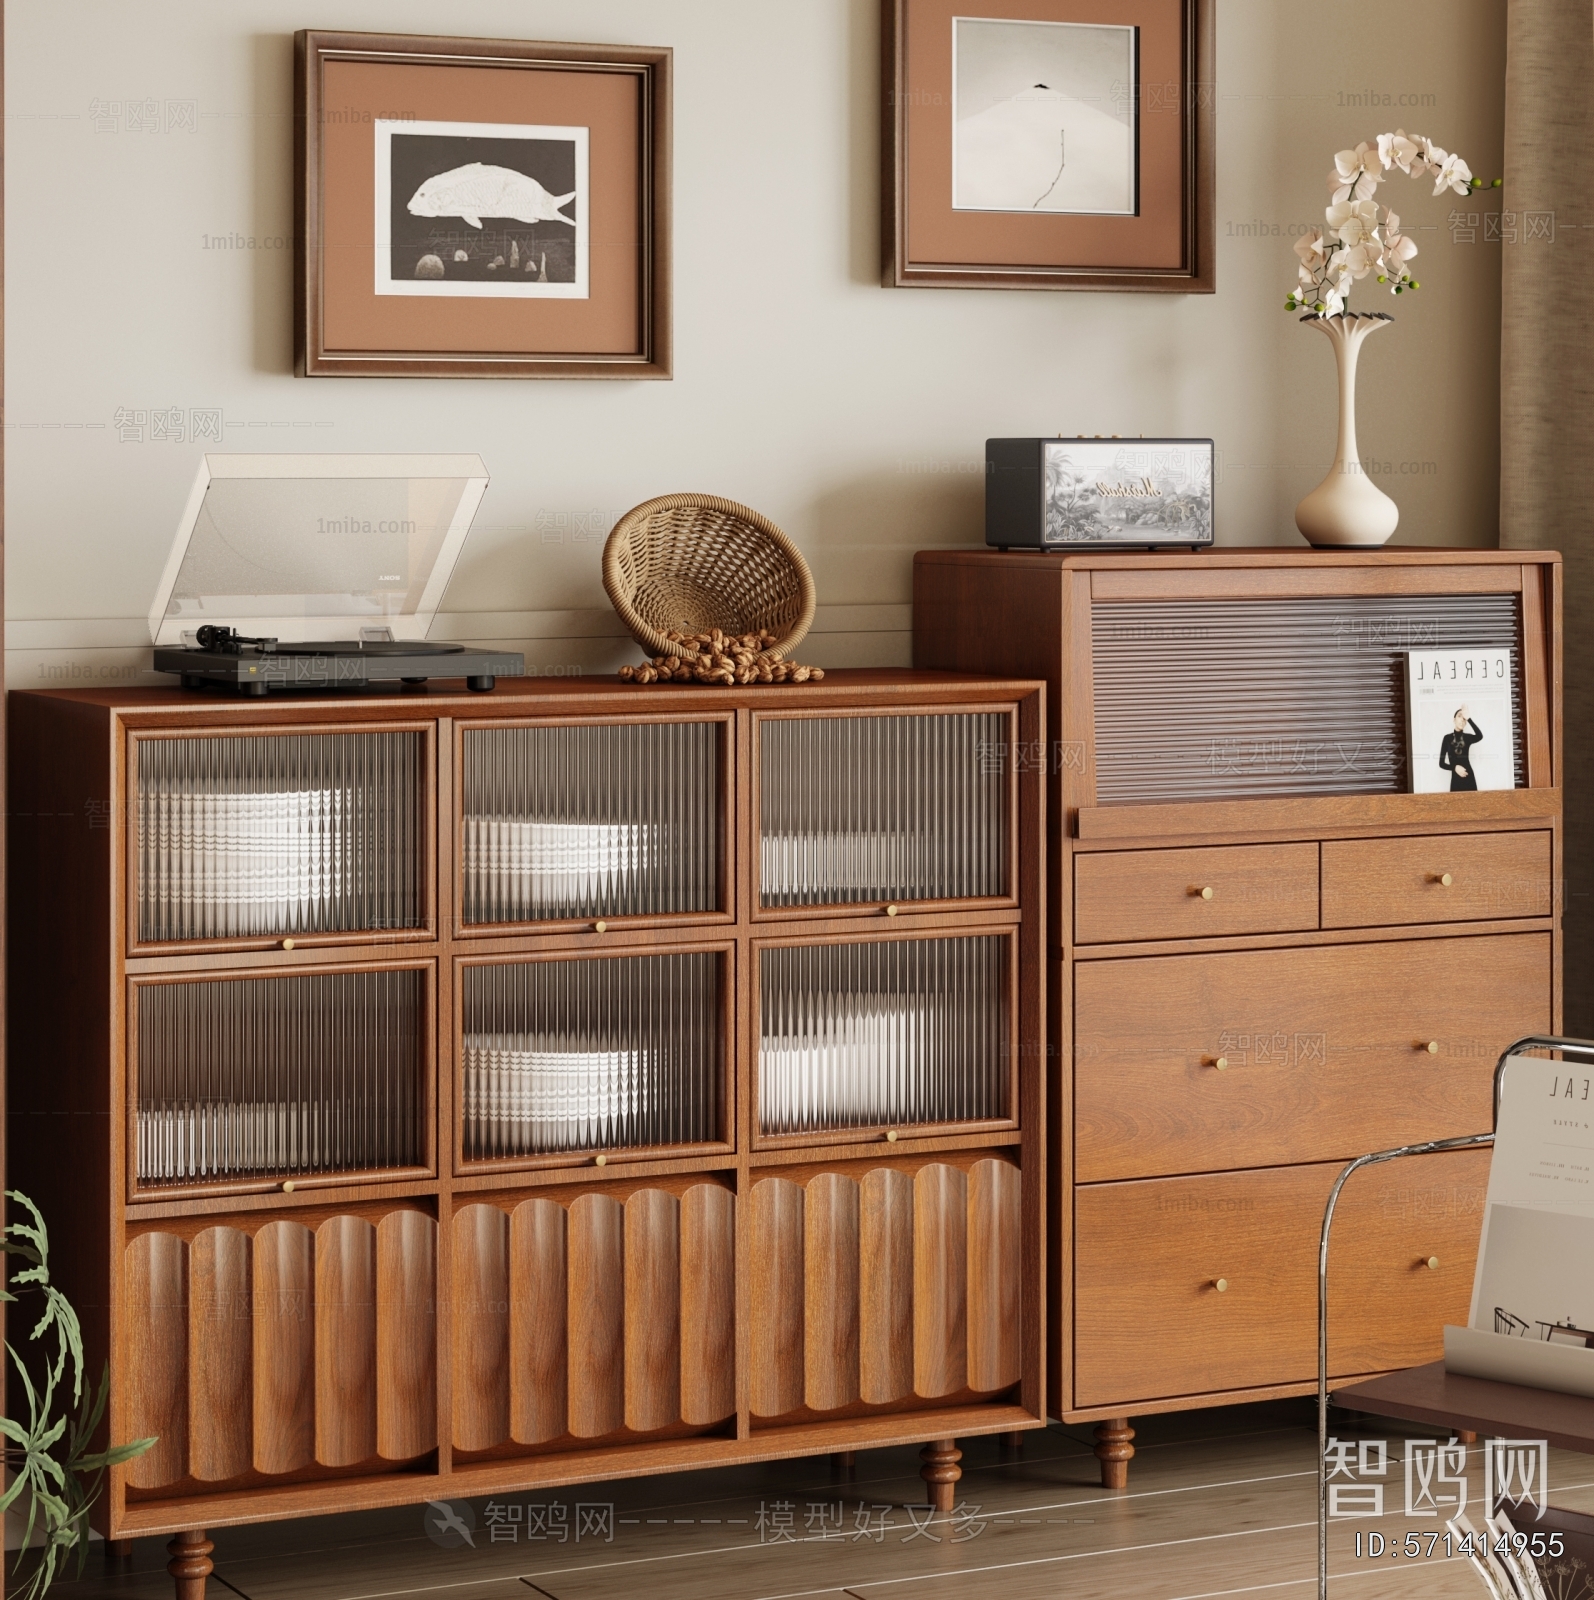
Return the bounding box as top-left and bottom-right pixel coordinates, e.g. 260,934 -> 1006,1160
916,545 -> 1561,1488
8,670 -> 1046,1585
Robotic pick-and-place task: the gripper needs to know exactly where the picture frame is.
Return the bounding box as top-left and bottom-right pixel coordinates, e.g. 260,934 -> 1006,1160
295,30 -> 671,379
882,0 -> 1214,292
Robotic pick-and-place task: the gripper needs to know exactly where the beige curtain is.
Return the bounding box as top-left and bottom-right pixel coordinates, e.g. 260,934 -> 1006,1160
1500,0 -> 1594,1033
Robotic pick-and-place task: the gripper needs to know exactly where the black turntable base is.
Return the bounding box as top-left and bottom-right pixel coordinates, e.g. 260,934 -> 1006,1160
155,629 -> 524,695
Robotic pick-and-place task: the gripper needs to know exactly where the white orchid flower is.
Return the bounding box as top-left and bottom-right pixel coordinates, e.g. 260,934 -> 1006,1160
1294,230 -> 1327,270
1412,135 -> 1447,174
1317,281 -> 1347,315
1377,130 -> 1423,174
1326,198 -> 1380,248
1430,150 -> 1473,196
1340,241 -> 1383,280
1381,210 -> 1418,268
1328,142 -> 1382,202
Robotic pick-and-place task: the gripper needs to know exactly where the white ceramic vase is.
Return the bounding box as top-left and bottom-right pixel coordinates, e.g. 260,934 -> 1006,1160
1294,311 -> 1400,549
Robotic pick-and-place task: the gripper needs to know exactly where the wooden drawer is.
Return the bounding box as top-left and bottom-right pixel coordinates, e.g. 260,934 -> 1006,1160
1073,1151 -> 1488,1410
1321,830 -> 1553,928
1074,843 -> 1319,945
1074,932 -> 1550,1182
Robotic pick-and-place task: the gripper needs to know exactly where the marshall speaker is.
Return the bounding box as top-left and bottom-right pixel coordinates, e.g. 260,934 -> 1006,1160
986,437 -> 1215,551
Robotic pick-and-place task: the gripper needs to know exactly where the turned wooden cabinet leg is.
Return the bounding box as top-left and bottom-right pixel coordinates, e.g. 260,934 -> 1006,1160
167,1529 -> 214,1600
1094,1418 -> 1135,1490
920,1438 -> 962,1512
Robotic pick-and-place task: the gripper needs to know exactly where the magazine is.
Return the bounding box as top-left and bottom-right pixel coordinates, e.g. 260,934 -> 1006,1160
1405,648 -> 1517,794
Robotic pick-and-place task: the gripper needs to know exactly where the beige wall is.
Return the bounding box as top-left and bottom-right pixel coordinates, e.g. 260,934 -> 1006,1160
4,0 -> 1507,688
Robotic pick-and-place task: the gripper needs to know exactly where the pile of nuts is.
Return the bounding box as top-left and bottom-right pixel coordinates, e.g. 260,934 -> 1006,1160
618,628 -> 825,687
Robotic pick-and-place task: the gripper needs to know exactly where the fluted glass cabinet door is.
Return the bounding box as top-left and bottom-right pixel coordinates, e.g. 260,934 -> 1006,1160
132,965 -> 429,1195
460,950 -> 726,1169
757,934 -> 1011,1142
757,711 -> 1009,912
134,728 -> 427,948
459,719 -> 726,930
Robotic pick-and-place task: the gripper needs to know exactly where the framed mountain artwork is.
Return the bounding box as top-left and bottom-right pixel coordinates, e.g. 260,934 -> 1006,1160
296,31 -> 672,378
882,0 -> 1214,292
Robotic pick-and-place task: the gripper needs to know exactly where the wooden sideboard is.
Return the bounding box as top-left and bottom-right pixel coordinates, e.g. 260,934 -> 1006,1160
6,669 -> 1044,1596
913,547 -> 1561,1486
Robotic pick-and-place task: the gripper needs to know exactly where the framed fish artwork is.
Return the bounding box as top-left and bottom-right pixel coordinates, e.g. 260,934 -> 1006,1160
882,0 -> 1214,292
296,31 -> 671,378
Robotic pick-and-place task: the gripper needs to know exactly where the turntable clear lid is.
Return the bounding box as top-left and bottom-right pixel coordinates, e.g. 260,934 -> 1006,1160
149,453 -> 490,646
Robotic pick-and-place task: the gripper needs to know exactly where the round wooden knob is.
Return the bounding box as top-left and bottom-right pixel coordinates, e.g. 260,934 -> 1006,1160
1194,886 -> 1214,900
594,920 -> 607,934
281,1180 -> 296,1193
1439,873 -> 1453,887
1211,1056 -> 1230,1071
1426,1256 -> 1440,1270
594,1154 -> 607,1167
1425,1040 -> 1440,1054
1213,1278 -> 1229,1293
885,904 -> 899,917
886,1129 -> 899,1143
281,938 -> 296,951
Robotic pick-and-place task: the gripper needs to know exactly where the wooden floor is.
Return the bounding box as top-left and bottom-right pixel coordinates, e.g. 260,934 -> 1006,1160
39,1400 -> 1594,1600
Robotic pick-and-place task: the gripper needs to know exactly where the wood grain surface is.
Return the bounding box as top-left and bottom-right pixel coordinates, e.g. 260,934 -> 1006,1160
451,1204 -> 511,1451
510,1196 -> 568,1445
1074,843 -> 1319,945
313,1215 -> 378,1468
623,1187 -> 682,1433
567,1192 -> 626,1439
1320,829 -> 1552,928
251,1220 -> 315,1476
1073,1151 -> 1489,1410
125,1230 -> 189,1489
678,1183 -> 735,1426
749,1159 -> 1021,1422
376,1210 -> 436,1461
188,1226 -> 252,1481
1074,932 -> 1550,1182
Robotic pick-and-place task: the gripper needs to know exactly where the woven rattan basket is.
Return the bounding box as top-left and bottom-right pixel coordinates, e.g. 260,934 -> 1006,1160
602,493 -> 816,661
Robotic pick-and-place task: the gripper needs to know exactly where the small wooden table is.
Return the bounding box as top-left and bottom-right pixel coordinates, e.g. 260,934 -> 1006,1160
1336,1360 -> 1594,1456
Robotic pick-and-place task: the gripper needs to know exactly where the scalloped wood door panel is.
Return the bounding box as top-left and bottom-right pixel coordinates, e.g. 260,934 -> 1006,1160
748,1158 -> 1022,1425
449,1179 -> 736,1454
122,1207 -> 437,1492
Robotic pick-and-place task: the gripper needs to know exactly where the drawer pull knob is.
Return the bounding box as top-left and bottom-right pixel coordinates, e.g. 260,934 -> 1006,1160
1424,1040 -> 1440,1055
1425,1256 -> 1440,1270
886,1129 -> 899,1143
281,1180 -> 296,1194
594,920 -> 607,934
281,938 -> 296,951
1431,872 -> 1454,887
595,1154 -> 607,1167
1190,886 -> 1214,900
1212,1278 -> 1229,1293
885,904 -> 900,917
1209,1056 -> 1230,1071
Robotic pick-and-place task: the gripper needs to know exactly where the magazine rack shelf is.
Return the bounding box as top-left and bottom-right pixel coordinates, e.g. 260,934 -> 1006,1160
6,669 -> 1044,1593
913,546 -> 1562,1488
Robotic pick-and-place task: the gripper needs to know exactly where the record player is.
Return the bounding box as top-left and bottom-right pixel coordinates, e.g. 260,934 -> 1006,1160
149,453 -> 524,694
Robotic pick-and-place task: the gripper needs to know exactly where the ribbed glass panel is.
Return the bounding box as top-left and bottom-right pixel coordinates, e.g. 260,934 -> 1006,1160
137,732 -> 423,942
1092,594 -> 1526,803
759,713 -> 1006,906
758,937 -> 1006,1135
462,953 -> 721,1160
461,722 -> 720,924
136,969 -> 424,1187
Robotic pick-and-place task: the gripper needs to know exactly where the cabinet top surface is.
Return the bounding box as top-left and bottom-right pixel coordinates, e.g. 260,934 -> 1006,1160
915,545 -> 1562,570
12,667 -> 1045,717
